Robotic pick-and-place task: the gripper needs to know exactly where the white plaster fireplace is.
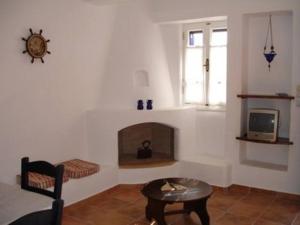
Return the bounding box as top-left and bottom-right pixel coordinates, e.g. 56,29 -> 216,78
86,107 -> 197,165
86,107 -> 231,186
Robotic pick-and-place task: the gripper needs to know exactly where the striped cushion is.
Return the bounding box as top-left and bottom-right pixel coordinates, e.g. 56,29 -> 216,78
28,172 -> 69,189
61,159 -> 100,179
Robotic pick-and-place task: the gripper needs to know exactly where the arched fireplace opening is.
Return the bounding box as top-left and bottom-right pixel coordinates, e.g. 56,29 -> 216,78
118,122 -> 175,167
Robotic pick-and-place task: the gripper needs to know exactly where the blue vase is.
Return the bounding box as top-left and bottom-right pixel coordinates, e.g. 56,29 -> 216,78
264,49 -> 277,70
146,100 -> 153,110
137,100 -> 144,110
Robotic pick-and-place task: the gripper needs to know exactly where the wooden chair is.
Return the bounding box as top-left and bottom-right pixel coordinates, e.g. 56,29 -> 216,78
21,157 -> 64,200
9,199 -> 64,225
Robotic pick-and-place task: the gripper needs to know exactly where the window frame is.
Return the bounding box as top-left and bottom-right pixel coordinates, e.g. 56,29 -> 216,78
182,21 -> 227,107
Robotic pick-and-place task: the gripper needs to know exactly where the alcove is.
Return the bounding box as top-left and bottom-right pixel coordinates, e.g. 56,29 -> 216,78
238,11 -> 293,171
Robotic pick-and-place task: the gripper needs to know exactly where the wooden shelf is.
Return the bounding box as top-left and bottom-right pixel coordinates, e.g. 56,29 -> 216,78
237,94 -> 294,100
236,135 -> 293,145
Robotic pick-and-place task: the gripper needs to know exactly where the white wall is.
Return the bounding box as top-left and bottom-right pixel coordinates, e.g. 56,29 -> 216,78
195,111 -> 226,158
246,12 -> 292,94
1,0 -> 299,195
97,0 -> 175,109
0,0 -> 117,184
0,0 -> 177,185
149,0 -> 300,194
159,24 -> 183,106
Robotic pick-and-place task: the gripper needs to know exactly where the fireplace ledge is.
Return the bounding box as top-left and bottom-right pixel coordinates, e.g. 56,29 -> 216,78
119,160 -> 176,169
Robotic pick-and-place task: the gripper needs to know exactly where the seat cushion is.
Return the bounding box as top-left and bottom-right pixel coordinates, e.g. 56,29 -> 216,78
61,159 -> 100,179
28,172 -> 69,189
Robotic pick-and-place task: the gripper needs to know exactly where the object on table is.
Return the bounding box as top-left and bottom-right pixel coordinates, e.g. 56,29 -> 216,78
161,181 -> 187,192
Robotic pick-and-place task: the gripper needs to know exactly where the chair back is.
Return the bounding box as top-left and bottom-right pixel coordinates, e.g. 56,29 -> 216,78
21,157 -> 64,199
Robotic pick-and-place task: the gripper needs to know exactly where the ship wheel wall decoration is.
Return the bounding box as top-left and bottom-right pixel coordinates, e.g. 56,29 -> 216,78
22,28 -> 51,63
263,15 -> 277,71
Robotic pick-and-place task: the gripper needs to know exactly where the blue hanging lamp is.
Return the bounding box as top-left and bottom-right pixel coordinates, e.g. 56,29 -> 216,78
264,15 -> 277,71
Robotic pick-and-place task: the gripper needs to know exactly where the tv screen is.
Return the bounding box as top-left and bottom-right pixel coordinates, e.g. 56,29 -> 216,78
249,113 -> 275,133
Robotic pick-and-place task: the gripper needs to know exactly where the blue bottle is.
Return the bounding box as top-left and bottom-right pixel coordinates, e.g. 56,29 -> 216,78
146,100 -> 153,110
137,100 -> 144,110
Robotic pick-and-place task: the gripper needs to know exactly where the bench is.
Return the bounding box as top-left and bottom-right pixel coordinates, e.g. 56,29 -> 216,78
61,159 -> 100,179
21,159 -> 100,191
20,158 -> 106,205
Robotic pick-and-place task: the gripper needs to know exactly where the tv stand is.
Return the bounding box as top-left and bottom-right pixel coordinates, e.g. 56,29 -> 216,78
237,94 -> 294,100
236,135 -> 293,145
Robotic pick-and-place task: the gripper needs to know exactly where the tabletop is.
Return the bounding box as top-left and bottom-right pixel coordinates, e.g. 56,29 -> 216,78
141,178 -> 213,202
0,182 -> 52,225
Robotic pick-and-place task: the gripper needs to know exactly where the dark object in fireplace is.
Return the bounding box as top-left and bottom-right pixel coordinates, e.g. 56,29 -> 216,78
137,140 -> 152,159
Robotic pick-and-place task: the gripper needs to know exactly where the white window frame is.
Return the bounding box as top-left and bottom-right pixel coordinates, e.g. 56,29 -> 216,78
182,21 -> 227,108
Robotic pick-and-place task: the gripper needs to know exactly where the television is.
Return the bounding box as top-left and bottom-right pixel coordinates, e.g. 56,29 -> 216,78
247,108 -> 279,142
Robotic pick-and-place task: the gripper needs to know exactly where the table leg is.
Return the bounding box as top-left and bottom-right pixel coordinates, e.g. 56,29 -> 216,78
183,198 -> 210,225
145,199 -> 167,225
183,202 -> 192,215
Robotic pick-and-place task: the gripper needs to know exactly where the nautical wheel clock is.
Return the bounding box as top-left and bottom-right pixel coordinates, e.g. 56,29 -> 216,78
22,28 -> 51,63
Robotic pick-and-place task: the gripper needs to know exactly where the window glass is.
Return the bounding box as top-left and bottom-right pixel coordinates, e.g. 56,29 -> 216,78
189,31 -> 203,47
184,48 -> 204,103
209,46 -> 227,105
210,29 -> 227,46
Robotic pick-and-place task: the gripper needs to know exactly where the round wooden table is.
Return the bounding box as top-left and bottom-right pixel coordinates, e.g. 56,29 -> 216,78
141,178 -> 213,225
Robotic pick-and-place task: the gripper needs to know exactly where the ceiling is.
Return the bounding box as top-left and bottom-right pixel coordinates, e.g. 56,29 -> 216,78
82,0 -> 131,6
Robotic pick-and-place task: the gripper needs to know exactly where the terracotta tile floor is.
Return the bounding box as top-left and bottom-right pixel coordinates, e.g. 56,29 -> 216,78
63,184 -> 300,225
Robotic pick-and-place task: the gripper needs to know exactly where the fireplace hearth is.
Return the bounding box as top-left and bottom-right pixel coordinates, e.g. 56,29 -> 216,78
118,122 -> 175,167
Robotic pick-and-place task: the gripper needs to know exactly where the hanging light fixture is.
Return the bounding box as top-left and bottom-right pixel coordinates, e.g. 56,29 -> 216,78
264,15 -> 277,71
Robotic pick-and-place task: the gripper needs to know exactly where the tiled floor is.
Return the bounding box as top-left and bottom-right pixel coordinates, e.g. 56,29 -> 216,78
63,184 -> 300,225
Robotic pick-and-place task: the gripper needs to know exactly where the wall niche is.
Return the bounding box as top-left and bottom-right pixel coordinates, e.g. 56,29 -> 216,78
238,11 -> 293,171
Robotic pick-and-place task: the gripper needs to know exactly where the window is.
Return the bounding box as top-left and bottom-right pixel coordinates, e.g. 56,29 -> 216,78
183,22 -> 227,106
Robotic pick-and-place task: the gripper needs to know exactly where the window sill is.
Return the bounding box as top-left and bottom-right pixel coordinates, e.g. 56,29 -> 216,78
195,105 -> 226,112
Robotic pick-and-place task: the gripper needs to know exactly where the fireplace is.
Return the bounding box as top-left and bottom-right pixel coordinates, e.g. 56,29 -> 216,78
118,122 -> 175,167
